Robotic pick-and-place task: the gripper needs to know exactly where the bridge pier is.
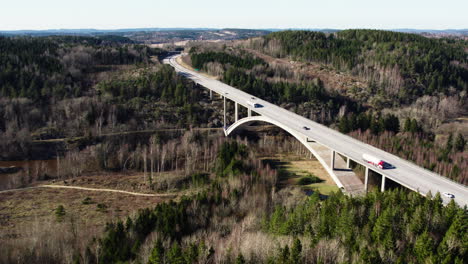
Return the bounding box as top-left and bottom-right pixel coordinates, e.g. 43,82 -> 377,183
331,150 -> 335,169
364,167 -> 369,191
209,90 -> 212,99
248,108 -> 252,117
381,175 -> 386,192
346,157 -> 351,169
223,96 -> 226,128
235,102 -> 238,122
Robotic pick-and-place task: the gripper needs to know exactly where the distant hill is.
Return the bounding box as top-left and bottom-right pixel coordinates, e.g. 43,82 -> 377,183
392,28 -> 468,34
0,28 -> 269,39
0,28 -> 272,44
0,28 -> 216,35
2,27 -> 467,40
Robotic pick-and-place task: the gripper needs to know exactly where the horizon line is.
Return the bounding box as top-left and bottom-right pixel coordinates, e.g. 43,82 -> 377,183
1,27 -> 467,32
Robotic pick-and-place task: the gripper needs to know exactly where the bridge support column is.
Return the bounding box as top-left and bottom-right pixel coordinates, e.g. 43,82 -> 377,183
346,157 -> 351,169
364,167 -> 369,191
223,96 -> 226,128
330,150 -> 335,169
235,102 -> 238,122
209,90 -> 212,99
248,108 -> 252,117
381,175 -> 386,192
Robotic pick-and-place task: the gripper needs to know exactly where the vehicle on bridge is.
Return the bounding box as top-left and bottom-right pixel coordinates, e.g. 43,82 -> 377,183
247,101 -> 262,108
443,192 -> 455,198
362,154 -> 390,169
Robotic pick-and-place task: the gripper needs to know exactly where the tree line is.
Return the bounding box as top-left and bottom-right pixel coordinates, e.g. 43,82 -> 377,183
190,50 -> 265,70
223,67 -> 328,105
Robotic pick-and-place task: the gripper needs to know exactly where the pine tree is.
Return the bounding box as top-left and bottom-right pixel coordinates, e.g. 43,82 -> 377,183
148,239 -> 165,264
339,115 -> 350,133
404,118 -> 411,132
167,242 -> 185,264
55,205 -> 66,222
235,253 -> 246,264
279,245 -> 290,264
290,238 -> 302,263
454,134 -> 466,152
438,209 -> 467,259
414,231 -> 434,262
445,133 -> 453,152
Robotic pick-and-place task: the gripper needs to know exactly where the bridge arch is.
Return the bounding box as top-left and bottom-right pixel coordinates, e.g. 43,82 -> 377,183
225,116 -> 345,189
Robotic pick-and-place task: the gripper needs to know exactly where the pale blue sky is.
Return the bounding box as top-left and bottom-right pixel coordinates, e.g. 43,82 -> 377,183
1,0 -> 467,30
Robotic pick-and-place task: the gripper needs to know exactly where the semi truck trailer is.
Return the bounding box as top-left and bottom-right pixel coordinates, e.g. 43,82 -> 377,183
362,154 -> 387,169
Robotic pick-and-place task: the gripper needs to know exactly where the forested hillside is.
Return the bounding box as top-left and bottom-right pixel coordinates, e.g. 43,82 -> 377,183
0,36 -> 159,100
0,36 -> 220,161
248,30 -> 468,105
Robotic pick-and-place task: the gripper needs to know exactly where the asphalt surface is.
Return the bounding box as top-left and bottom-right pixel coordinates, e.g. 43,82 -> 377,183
164,54 -> 468,207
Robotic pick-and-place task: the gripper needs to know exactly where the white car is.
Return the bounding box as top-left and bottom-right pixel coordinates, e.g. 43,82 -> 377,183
443,192 -> 455,199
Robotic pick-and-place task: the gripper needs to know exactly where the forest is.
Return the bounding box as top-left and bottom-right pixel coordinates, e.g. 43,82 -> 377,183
0,36 -> 159,100
0,36 -> 220,161
0,31 -> 467,264
251,30 -> 467,105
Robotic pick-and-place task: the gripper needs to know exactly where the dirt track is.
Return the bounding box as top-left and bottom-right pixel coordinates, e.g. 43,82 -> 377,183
0,184 -> 176,197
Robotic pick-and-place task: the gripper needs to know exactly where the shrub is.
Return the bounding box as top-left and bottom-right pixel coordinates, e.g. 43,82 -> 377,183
55,205 -> 66,222
297,174 -> 323,185
82,197 -> 93,205
96,203 -> 108,212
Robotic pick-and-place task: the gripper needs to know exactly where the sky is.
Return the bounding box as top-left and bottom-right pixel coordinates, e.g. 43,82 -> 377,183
1,0 -> 467,30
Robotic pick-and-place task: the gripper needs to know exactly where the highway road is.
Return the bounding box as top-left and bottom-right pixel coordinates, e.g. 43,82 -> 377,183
164,54 -> 468,207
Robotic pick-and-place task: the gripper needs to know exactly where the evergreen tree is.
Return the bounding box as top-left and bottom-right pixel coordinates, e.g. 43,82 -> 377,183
167,242 -> 185,264
290,238 -> 302,263
55,205 -> 66,222
279,245 -> 290,264
404,118 -> 412,132
414,231 -> 434,262
454,133 -> 466,152
148,239 -> 164,264
235,253 -> 246,264
446,133 -> 453,152
338,115 -> 351,133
